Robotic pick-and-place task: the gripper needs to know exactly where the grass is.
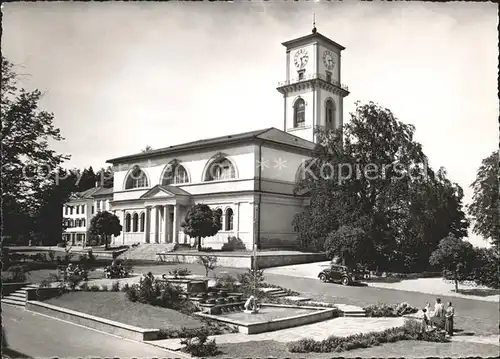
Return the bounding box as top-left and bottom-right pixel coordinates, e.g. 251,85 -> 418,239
44,291 -> 203,330
212,340 -> 500,358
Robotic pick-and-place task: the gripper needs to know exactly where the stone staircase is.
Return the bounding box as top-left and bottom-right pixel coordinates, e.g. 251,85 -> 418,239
259,287 -> 294,299
119,243 -> 178,261
1,284 -> 38,307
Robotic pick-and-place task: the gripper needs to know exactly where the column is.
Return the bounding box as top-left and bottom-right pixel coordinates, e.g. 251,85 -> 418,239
234,202 -> 240,237
120,210 -> 125,245
154,206 -> 159,243
173,204 -> 180,243
150,206 -> 156,244
145,206 -> 151,243
163,205 -> 170,243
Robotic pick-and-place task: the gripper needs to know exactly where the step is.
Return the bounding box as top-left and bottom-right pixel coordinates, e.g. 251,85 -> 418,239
1,298 -> 25,307
270,293 -> 289,298
344,313 -> 366,317
259,287 -> 283,294
282,296 -> 311,302
8,292 -> 26,300
14,289 -> 28,295
269,291 -> 287,296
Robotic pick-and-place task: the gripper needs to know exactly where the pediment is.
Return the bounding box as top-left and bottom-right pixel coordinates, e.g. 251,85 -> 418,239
140,185 -> 191,199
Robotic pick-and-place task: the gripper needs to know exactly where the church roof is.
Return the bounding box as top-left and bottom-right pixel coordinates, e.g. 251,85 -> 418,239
107,127 -> 315,164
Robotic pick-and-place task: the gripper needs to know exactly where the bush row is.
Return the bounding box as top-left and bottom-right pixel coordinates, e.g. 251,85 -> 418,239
364,302 -> 418,317
287,319 -> 448,353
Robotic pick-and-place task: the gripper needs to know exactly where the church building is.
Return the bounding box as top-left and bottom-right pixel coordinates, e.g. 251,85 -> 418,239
65,27 -> 349,250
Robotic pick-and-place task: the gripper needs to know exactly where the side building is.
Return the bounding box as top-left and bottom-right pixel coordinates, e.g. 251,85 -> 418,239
62,184 -> 113,246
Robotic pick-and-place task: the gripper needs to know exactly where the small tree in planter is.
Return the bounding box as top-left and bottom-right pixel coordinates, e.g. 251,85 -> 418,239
429,234 -> 476,292
197,255 -> 218,277
181,204 -> 222,251
89,211 -> 122,250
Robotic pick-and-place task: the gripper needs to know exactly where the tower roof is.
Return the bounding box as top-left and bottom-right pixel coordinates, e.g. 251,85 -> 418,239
282,32 -> 345,51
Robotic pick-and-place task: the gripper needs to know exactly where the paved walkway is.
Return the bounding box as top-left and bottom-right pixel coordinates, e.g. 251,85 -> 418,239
450,335 -> 499,346
152,317 -> 405,350
264,262 -> 500,302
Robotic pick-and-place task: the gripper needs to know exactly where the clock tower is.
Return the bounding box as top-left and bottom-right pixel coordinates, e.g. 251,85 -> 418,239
277,26 -> 349,143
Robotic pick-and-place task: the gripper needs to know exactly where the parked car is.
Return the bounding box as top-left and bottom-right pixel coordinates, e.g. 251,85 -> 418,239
351,265 -> 371,280
318,264 -> 356,285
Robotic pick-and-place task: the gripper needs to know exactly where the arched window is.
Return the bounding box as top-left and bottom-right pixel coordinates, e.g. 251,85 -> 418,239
325,99 -> 335,129
125,167 -> 149,189
162,163 -> 189,185
125,214 -> 131,232
140,213 -> 145,232
132,213 -> 139,232
293,98 -> 305,128
215,208 -> 223,229
225,208 -> 234,231
205,158 -> 236,181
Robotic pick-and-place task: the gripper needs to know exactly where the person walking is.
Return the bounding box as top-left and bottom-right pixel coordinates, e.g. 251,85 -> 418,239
445,301 -> 455,337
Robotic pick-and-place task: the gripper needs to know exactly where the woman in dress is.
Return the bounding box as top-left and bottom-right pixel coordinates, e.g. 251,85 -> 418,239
445,301 -> 455,336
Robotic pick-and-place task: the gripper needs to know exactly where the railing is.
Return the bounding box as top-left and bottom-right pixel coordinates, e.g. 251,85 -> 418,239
277,73 -> 349,91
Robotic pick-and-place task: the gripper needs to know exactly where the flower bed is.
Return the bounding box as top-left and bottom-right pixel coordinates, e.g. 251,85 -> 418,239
287,319 -> 448,353
364,302 -> 418,317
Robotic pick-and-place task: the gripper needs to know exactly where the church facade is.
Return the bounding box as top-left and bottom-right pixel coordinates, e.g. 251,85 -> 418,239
64,29 -> 349,250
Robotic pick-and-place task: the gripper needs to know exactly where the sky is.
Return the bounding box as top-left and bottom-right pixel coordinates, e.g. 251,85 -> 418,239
2,1 -> 498,247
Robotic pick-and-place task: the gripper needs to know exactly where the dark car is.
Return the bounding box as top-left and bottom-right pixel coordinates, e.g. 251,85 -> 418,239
318,264 -> 356,285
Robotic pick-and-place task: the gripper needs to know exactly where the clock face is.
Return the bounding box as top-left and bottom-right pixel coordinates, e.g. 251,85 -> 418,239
323,50 -> 335,70
294,49 -> 309,69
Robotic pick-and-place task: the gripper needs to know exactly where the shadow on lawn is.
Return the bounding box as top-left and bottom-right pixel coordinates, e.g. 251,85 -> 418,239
453,288 -> 500,297
3,347 -> 33,358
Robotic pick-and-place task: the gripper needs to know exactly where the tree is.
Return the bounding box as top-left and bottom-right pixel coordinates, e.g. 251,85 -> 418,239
141,145 -> 154,153
76,167 -> 97,191
429,234 -> 477,292
1,57 -> 70,241
96,166 -> 114,188
181,204 -> 221,251
472,247 -> 499,289
324,226 -> 372,267
294,102 -> 469,272
469,150 -> 499,247
197,255 -> 218,277
89,211 -> 122,250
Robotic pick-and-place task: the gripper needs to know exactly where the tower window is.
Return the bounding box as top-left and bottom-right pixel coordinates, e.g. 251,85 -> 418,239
293,98 -> 306,128
298,70 -> 305,80
325,99 -> 336,129
326,71 -> 332,83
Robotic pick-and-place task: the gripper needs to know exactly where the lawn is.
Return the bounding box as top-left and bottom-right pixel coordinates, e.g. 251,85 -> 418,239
213,340 -> 500,358
44,291 -> 203,330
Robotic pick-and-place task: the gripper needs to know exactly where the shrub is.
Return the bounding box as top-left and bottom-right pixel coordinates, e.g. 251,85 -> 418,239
197,255 -> 218,277
57,242 -> 67,248
100,284 -> 109,291
89,284 -> 101,292
364,302 -> 418,317
79,282 -> 89,291
287,319 -> 448,353
237,268 -> 264,289
169,268 -> 192,278
111,281 -> 120,292
214,273 -> 239,292
180,327 -> 220,357
48,250 -> 55,262
6,265 -> 28,283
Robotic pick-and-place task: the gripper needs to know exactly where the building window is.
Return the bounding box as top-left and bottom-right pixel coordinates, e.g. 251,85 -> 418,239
82,219 -> 86,227
325,71 -> 332,83
92,206 -> 95,214
125,166 -> 149,189
298,70 -> 305,80
125,214 -> 131,232
140,213 -> 145,232
64,206 -> 67,215
70,207 -> 73,215
162,163 -> 190,185
215,208 -> 223,229
293,98 -> 306,128
82,205 -> 85,214
76,206 -> 79,215
205,158 -> 236,181
132,213 -> 139,232
325,99 -> 335,129
225,208 -> 234,231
